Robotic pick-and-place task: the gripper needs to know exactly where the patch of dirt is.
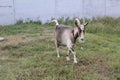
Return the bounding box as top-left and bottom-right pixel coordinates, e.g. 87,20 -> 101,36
87,55 -> 113,80
76,54 -> 113,80
0,56 -> 19,62
93,55 -> 113,79
0,35 -> 34,50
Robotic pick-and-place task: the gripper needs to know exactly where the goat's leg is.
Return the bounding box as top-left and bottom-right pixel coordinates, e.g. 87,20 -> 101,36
56,47 -> 60,58
55,39 -> 60,58
69,48 -> 77,63
66,50 -> 71,61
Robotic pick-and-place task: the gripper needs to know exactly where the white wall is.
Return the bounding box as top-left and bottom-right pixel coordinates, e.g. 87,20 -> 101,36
0,0 -> 14,25
0,0 -> 120,25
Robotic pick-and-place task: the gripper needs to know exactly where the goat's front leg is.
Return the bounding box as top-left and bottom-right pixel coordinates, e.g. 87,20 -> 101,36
66,50 -> 71,61
70,48 -> 77,63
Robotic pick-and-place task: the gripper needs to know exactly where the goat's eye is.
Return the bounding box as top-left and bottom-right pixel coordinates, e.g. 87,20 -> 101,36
81,30 -> 85,33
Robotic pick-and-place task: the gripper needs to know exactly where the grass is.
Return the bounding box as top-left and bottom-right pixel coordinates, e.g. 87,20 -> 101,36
0,17 -> 120,80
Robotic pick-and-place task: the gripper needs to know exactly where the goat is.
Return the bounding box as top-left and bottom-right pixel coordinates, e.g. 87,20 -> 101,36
52,18 -> 88,63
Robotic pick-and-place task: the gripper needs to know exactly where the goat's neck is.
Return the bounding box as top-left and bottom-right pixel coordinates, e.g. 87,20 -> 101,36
73,27 -> 80,42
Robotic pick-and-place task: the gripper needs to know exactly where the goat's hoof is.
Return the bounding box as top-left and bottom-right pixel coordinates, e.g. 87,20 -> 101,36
74,61 -> 78,64
81,47 -> 83,50
57,56 -> 60,58
66,57 -> 70,61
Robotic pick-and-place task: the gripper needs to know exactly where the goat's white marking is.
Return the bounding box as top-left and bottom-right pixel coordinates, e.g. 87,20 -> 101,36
66,56 -> 70,61
80,31 -> 84,39
80,25 -> 84,30
52,19 -> 59,25
79,31 -> 84,43
79,25 -> 85,43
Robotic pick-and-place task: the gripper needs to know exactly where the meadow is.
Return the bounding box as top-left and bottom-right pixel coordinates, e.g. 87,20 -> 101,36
0,17 -> 120,80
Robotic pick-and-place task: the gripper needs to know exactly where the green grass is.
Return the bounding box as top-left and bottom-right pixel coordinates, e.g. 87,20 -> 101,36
0,17 -> 120,80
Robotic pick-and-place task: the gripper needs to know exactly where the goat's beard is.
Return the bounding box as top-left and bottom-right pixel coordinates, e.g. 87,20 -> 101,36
79,41 -> 84,50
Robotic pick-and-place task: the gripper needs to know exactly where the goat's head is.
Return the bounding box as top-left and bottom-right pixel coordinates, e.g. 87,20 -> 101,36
75,18 -> 88,43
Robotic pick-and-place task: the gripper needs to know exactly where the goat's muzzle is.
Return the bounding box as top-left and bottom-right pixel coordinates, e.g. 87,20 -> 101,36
79,38 -> 84,43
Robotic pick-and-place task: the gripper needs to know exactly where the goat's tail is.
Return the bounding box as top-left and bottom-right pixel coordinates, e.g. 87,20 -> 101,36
75,18 -> 80,27
51,19 -> 59,26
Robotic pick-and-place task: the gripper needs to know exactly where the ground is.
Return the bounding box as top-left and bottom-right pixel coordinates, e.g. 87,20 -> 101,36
0,17 -> 120,80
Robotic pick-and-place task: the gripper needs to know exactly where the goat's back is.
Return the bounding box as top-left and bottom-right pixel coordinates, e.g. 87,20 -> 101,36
55,25 -> 75,46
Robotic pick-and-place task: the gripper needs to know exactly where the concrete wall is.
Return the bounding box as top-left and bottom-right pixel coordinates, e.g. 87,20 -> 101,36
0,0 -> 120,25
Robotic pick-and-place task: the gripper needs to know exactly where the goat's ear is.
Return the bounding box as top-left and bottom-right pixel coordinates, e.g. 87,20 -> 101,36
75,18 -> 80,27
84,22 -> 88,26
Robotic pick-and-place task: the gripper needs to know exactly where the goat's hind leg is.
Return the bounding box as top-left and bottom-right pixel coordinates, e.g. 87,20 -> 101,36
56,47 -> 60,58
55,40 -> 60,58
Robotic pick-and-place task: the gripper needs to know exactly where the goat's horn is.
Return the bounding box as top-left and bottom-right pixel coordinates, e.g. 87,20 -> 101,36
75,18 -> 80,27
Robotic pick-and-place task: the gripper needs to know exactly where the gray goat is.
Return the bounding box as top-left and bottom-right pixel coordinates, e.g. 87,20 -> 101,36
52,18 -> 88,63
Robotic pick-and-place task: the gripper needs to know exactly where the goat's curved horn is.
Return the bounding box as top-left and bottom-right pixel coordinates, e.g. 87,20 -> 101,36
83,18 -> 88,26
75,18 -> 80,27
51,19 -> 59,25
